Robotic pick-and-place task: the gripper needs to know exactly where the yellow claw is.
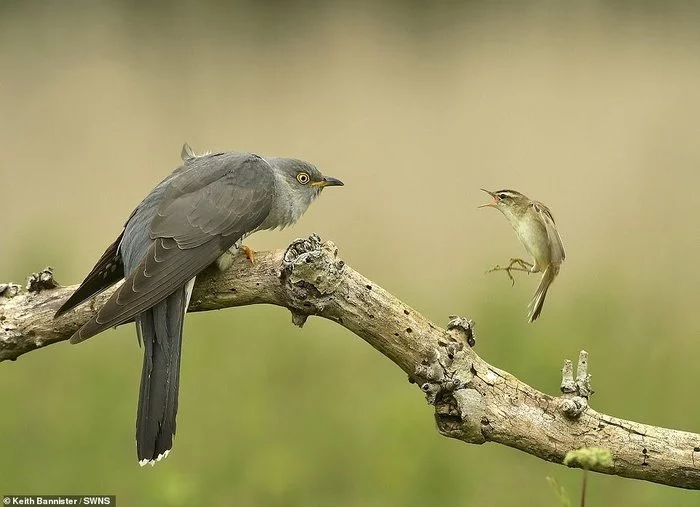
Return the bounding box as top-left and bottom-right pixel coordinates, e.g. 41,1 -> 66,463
241,245 -> 256,264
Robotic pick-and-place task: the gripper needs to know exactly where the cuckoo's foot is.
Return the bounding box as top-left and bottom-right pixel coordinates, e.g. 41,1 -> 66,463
486,258 -> 533,286
240,244 -> 256,264
216,245 -> 256,271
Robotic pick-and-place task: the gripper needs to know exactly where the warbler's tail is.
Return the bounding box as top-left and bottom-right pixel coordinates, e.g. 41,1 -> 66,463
528,264 -> 556,323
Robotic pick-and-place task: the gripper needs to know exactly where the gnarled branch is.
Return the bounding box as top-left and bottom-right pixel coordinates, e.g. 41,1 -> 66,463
1,235 -> 699,489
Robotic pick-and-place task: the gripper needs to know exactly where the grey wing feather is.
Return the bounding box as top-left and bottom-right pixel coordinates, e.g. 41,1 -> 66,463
54,233 -> 125,318
151,153 -> 273,246
70,153 -> 275,343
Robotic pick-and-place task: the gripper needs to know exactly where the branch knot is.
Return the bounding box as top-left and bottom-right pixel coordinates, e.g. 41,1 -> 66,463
26,267 -> 59,293
560,350 -> 593,419
447,315 -> 476,347
281,235 -> 345,327
413,316 -> 486,444
0,283 -> 21,299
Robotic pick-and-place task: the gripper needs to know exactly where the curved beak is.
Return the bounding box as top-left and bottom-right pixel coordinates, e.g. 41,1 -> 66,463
478,188 -> 497,208
313,176 -> 344,188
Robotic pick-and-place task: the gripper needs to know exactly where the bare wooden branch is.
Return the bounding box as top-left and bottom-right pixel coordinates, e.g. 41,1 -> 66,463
1,234 -> 699,489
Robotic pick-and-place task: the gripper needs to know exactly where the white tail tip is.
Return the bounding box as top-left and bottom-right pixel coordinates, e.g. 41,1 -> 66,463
138,449 -> 171,467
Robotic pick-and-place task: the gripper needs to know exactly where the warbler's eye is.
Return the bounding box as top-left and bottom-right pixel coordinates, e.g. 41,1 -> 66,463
497,193 -> 510,200
296,172 -> 310,185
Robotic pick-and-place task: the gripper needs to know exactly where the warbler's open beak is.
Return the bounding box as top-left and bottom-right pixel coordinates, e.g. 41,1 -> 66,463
478,188 -> 497,208
312,176 -> 344,188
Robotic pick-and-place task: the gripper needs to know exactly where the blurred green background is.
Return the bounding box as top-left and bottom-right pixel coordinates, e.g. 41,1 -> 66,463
2,0 -> 700,505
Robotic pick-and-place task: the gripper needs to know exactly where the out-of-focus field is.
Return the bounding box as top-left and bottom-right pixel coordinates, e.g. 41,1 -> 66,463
1,1 -> 699,505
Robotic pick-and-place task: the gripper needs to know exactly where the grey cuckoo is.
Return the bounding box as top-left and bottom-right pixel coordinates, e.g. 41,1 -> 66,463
54,145 -> 343,465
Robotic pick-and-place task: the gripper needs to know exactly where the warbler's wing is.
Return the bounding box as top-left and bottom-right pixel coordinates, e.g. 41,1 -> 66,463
70,153 -> 275,343
532,200 -> 565,264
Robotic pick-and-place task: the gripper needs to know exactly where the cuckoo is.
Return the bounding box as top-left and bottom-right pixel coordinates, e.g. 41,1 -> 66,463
55,145 -> 343,465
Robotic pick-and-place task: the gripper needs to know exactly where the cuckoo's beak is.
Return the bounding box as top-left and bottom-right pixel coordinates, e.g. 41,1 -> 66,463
312,176 -> 344,188
478,188 -> 497,208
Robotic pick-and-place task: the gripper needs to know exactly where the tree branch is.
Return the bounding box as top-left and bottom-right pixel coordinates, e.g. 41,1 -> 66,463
1,234 -> 699,489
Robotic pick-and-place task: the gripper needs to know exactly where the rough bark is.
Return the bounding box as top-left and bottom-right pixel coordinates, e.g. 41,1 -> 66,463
1,235 -> 698,489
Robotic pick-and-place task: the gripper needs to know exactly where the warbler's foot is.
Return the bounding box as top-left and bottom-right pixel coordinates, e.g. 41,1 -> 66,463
486,258 -> 533,286
240,244 -> 256,264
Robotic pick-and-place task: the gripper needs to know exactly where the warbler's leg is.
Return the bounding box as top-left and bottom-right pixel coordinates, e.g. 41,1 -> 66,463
508,258 -> 533,271
486,258 -> 533,286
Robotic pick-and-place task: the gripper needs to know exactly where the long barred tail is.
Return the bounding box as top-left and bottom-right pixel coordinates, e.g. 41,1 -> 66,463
135,287 -> 187,466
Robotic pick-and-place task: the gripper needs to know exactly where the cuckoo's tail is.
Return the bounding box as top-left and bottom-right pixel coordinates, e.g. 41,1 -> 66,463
528,264 -> 556,323
135,285 -> 189,466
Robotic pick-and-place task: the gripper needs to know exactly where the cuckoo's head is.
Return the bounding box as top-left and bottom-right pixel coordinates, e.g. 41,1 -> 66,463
276,159 -> 343,191
266,157 -> 343,227
275,158 -> 342,196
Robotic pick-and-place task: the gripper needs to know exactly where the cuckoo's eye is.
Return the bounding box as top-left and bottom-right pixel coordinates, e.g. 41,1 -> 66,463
296,172 -> 310,185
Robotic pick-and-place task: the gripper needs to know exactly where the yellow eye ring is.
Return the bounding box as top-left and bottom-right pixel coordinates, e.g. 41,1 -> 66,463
296,172 -> 310,185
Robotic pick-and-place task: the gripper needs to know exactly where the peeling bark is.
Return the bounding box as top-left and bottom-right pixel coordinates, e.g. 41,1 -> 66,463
1,234 -> 698,489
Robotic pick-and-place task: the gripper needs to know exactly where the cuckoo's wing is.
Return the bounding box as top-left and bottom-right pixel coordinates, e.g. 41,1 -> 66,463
70,153 -> 275,343
55,198 -> 152,319
54,233 -> 125,318
531,200 -> 565,265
